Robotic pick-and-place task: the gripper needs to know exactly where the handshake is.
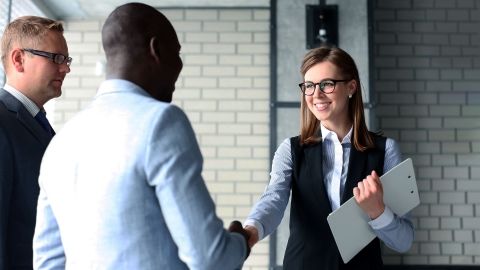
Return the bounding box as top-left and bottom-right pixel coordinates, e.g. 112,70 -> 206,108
228,220 -> 258,259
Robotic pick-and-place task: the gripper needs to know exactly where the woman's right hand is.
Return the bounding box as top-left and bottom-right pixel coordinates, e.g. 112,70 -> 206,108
353,170 -> 385,220
244,225 -> 259,248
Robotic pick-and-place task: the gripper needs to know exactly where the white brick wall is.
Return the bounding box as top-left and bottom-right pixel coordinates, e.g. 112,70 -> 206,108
375,0 -> 480,265
57,8 -> 270,270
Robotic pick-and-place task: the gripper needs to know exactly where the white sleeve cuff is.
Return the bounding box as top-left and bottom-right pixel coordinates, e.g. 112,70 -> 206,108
244,219 -> 265,240
368,206 -> 394,230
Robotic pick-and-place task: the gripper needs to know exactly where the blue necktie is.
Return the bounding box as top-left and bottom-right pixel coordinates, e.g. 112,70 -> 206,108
35,111 -> 55,136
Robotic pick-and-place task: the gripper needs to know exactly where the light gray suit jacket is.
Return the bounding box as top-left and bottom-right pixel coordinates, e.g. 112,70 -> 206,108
33,80 -> 246,269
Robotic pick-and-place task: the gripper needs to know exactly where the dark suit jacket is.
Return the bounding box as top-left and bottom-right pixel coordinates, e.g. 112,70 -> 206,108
0,89 -> 52,270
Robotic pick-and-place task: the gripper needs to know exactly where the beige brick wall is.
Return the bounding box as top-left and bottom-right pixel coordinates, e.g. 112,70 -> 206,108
55,8 -> 270,269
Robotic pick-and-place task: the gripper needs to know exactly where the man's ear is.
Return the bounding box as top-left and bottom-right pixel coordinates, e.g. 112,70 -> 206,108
11,49 -> 25,72
149,37 -> 161,63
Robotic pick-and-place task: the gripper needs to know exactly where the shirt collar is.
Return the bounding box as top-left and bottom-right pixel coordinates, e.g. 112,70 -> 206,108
96,79 -> 149,97
3,84 -> 41,116
320,123 -> 353,144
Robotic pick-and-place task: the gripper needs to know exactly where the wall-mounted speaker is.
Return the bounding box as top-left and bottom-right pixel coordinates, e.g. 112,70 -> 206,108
306,5 -> 338,49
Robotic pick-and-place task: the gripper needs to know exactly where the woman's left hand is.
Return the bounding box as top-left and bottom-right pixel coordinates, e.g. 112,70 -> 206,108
353,170 -> 385,219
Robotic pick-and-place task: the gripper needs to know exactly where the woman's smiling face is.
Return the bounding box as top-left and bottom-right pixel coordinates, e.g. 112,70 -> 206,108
303,61 -> 356,131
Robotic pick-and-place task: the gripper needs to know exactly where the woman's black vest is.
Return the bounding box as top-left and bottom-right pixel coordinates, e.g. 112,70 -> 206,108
284,133 -> 386,270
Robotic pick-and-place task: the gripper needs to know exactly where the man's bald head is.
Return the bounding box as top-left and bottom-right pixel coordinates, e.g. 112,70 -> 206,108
101,3 -> 182,102
102,3 -> 177,62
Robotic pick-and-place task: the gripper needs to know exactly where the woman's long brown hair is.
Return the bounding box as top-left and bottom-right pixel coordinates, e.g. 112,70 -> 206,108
299,46 -> 375,151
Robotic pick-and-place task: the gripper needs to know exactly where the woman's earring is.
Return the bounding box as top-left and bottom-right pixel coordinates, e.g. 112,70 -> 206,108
348,94 -> 352,99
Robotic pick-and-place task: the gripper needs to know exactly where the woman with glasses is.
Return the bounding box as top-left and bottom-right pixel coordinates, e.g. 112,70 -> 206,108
244,46 -> 414,269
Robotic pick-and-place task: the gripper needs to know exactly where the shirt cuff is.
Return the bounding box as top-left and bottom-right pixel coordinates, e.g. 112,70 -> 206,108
368,206 -> 394,230
244,219 -> 265,240
229,232 -> 247,262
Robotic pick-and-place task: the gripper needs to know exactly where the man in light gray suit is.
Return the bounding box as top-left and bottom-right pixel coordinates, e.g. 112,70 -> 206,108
33,3 -> 249,270
0,16 -> 71,269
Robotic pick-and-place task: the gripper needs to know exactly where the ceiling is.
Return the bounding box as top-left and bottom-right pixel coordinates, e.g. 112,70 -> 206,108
37,0 -> 270,20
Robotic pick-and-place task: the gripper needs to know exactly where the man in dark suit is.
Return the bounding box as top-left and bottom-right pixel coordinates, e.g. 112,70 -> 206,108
0,16 -> 71,269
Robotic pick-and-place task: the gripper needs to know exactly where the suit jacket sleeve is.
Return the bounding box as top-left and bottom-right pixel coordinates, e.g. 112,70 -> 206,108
0,124 -> 14,269
144,105 -> 246,270
33,169 -> 66,269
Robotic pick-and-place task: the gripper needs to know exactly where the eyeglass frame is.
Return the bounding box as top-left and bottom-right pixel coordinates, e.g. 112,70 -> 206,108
22,48 -> 72,66
298,79 -> 351,96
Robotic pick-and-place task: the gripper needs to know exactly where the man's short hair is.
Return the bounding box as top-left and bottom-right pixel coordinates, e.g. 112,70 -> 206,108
1,16 -> 64,71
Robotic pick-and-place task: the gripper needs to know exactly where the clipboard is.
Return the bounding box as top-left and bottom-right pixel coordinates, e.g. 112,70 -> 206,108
326,158 -> 420,263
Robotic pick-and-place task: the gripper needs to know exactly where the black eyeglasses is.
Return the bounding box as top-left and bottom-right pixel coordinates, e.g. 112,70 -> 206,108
299,79 -> 350,96
22,48 -> 72,66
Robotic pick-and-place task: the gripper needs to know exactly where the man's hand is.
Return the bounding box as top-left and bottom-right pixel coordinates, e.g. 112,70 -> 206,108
353,170 -> 385,219
228,220 -> 251,258
243,225 -> 259,248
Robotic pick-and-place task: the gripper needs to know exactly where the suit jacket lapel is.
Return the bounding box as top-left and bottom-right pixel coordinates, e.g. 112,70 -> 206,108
18,109 -> 52,145
0,89 -> 52,146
